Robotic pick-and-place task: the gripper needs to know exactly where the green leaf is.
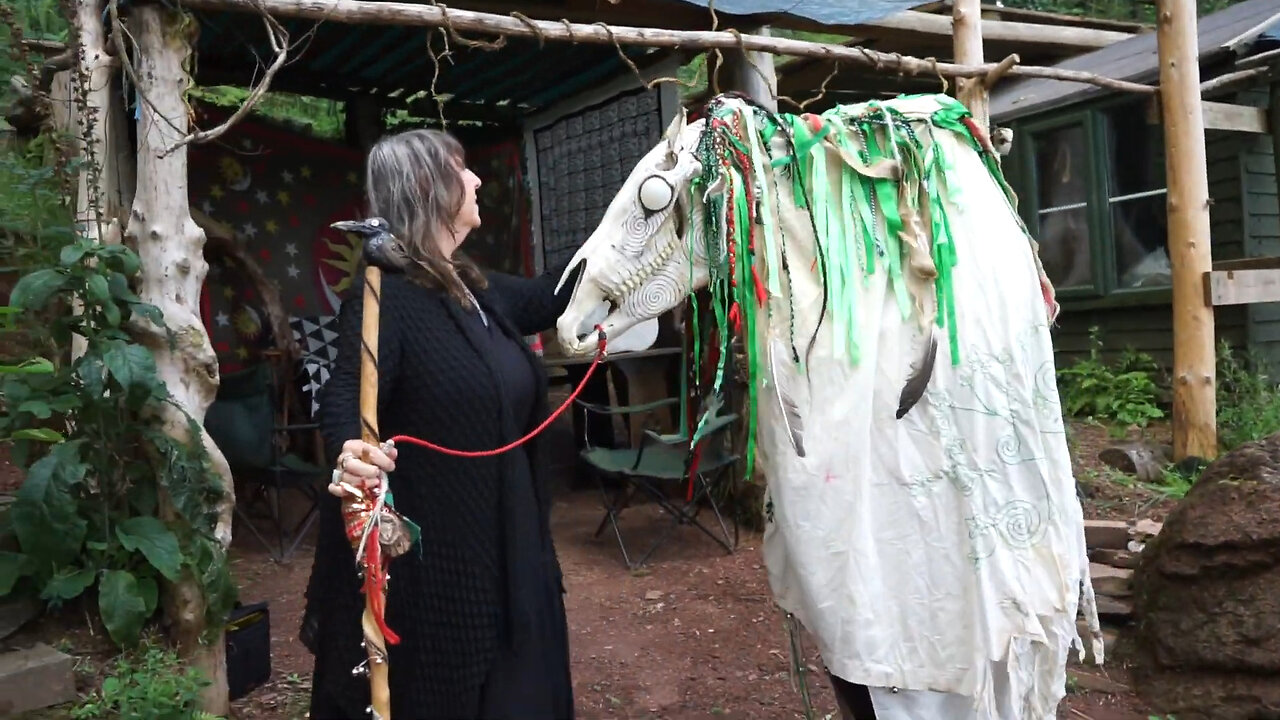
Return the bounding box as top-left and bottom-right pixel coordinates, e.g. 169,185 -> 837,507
41,567 -> 96,602
107,272 -> 140,303
99,569 -> 149,647
0,357 -> 54,375
101,298 -> 122,328
18,400 -> 52,419
103,343 -> 157,392
0,551 -> 35,595
116,517 -> 182,581
136,575 -> 159,617
59,243 -> 89,266
85,273 -> 110,305
10,269 -> 67,311
10,428 -> 64,442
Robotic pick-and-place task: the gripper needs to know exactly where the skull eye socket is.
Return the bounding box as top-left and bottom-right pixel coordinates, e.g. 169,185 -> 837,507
638,175 -> 673,215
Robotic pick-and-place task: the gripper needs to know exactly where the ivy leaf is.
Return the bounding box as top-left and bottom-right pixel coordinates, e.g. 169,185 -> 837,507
98,569 -> 149,647
41,567 -> 96,602
0,551 -> 35,595
10,269 -> 67,311
103,343 -> 157,392
116,517 -> 182,581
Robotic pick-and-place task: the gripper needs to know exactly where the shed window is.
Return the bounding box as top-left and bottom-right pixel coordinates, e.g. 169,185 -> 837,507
1033,123 -> 1095,290
1011,98 -> 1170,302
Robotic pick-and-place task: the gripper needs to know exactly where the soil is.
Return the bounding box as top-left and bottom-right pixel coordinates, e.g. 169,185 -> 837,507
3,415 -> 1180,720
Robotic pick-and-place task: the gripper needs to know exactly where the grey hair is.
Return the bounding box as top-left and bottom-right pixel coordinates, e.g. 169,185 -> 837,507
365,128 -> 485,303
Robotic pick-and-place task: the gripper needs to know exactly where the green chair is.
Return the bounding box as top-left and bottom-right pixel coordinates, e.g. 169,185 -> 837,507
205,363 -> 328,562
577,396 -> 740,569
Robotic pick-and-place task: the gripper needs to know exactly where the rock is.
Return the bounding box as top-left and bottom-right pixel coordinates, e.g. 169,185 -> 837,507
644,590 -> 664,601
1090,548 -> 1139,569
1098,442 -> 1170,483
1095,595 -> 1132,619
1131,518 -> 1162,541
1132,432 -> 1280,719
1084,519 -> 1130,550
1089,562 -> 1133,598
0,643 -> 76,716
0,595 -> 39,641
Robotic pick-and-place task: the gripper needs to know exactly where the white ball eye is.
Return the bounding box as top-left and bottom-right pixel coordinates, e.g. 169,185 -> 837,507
638,175 -> 673,213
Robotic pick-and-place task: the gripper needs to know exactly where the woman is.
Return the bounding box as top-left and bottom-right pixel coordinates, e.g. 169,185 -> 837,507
303,128 -> 578,719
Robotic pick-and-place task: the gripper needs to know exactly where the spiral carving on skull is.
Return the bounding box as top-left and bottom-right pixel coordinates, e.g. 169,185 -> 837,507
622,210 -> 663,254
622,265 -> 686,320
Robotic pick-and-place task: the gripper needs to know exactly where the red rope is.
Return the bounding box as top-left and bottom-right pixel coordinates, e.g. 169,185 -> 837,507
388,326 -> 608,457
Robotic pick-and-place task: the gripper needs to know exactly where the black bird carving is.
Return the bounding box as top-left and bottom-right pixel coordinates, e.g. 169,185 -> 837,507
330,217 -> 411,273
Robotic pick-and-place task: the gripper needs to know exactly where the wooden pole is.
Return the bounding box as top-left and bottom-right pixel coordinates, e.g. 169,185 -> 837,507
1155,0 -> 1216,461
356,263 -> 392,719
953,0 -> 989,128
720,24 -> 778,112
173,0 -> 1156,95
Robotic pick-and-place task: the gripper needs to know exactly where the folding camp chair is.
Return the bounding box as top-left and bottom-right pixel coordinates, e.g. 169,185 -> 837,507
205,363 -> 327,562
577,396 -> 740,569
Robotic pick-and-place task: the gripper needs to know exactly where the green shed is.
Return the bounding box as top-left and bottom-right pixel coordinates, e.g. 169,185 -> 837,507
991,0 -> 1280,372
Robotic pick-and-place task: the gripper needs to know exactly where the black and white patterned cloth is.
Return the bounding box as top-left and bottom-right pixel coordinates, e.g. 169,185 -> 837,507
289,315 -> 339,418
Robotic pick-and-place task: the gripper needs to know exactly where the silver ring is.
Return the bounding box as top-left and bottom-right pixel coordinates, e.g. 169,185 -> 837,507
339,452 -> 353,471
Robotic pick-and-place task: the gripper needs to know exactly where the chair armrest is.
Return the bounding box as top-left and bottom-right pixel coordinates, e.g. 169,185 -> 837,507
573,397 -> 680,416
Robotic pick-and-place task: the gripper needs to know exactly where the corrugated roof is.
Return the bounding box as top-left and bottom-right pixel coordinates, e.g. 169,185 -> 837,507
990,0 -> 1280,123
191,0 -> 920,117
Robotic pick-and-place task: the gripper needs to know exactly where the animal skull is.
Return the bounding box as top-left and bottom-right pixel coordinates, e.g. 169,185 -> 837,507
555,110 -> 711,354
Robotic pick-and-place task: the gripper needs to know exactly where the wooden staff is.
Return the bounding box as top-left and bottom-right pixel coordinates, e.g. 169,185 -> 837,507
356,258 -> 391,718
332,217 -> 410,719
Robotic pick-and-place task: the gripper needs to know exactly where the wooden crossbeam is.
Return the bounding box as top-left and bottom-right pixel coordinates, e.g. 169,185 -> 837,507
1145,98 -> 1270,133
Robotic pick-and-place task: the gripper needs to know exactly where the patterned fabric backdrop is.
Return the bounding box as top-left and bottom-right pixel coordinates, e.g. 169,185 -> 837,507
190,109 -> 531,387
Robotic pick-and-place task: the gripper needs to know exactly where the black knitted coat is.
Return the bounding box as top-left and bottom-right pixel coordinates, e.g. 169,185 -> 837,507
304,264 -> 578,718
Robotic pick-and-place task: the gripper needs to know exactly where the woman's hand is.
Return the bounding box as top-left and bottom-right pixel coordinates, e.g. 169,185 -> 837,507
328,438 -> 398,498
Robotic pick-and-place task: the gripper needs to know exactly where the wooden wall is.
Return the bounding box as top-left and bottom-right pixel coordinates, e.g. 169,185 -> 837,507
1240,86 -> 1280,376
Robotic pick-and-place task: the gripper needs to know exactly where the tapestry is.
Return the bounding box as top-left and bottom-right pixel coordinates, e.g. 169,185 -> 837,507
190,109 -> 532,390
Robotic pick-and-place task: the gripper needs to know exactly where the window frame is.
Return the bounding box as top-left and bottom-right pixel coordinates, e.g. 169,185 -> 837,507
1008,98 -> 1173,310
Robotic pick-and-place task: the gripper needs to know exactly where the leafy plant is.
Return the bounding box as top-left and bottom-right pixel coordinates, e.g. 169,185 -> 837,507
0,237 -> 236,648
1057,327 -> 1165,429
70,639 -> 220,720
1216,340 -> 1280,452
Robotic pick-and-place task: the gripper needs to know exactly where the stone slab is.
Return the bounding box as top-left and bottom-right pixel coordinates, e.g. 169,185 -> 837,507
0,643 -> 76,716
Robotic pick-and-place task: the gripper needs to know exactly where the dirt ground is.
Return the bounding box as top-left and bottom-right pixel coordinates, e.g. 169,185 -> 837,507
6,416 -> 1176,719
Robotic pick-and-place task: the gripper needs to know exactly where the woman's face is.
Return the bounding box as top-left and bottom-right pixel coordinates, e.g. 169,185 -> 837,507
441,161 -> 482,256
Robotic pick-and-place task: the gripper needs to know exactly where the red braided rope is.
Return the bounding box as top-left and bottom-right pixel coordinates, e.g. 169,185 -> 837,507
387,326 -> 608,457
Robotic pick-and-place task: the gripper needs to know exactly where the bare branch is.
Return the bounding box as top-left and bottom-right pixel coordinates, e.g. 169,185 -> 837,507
162,9 -> 289,155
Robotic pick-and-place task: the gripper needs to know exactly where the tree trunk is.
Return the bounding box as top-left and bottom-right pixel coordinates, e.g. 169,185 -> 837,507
1155,0 -> 1216,461
126,6 -> 233,713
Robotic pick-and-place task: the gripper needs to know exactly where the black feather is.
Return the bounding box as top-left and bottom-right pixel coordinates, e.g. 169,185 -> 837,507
896,326 -> 939,420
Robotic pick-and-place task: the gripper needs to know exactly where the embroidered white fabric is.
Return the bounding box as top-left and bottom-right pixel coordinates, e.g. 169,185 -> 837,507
754,98 -> 1102,720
